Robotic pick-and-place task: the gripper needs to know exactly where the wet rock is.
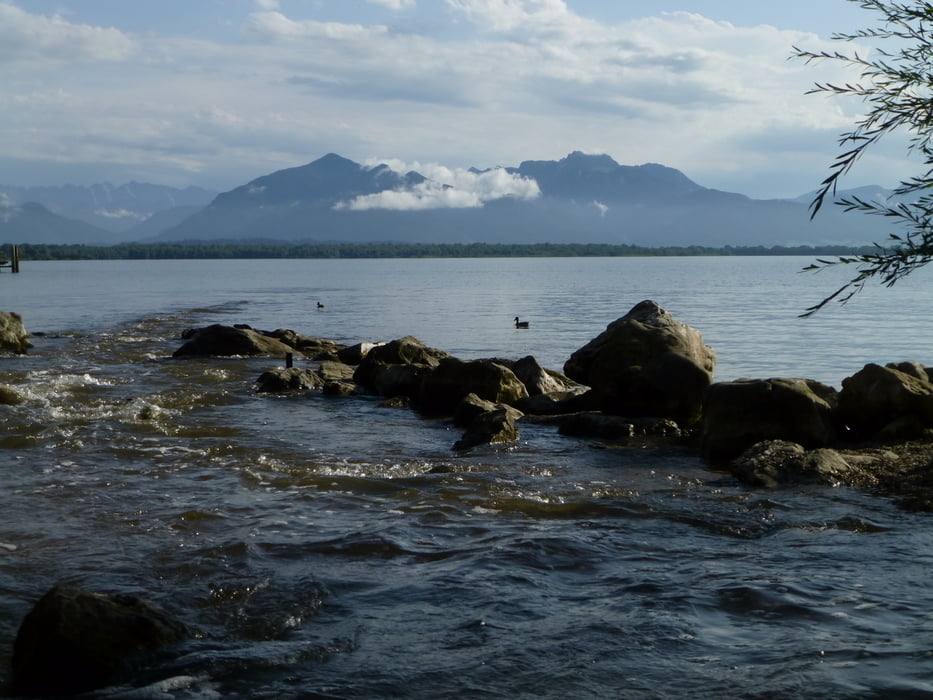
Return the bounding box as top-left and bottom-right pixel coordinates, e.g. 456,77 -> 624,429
453,407 -> 520,451
701,377 -> 839,460
173,324 -> 297,358
558,413 -> 681,440
256,367 -> 324,393
322,380 -> 357,397
317,360 -> 356,382
419,357 -> 529,415
336,341 -> 383,365
0,311 -> 30,354
0,383 -> 26,405
563,300 -> 715,425
838,362 -> 933,439
730,440 -> 856,488
512,387 -> 591,415
509,356 -> 577,396
452,392 -> 523,428
353,336 -> 448,390
11,584 -> 187,697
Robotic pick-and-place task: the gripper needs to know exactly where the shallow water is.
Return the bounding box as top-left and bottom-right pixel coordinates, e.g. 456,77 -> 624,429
1,257 -> 933,698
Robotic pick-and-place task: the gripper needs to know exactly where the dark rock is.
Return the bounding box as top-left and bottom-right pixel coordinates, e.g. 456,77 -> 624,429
512,387 -> 591,415
510,355 -> 577,396
563,300 -> 715,424
453,408 -> 520,451
419,357 -> 529,415
336,341 -> 383,365
452,392 -> 523,428
317,360 -> 356,382
0,311 -> 30,354
322,380 -> 357,396
838,362 -> 933,439
173,324 -> 297,358
353,336 -> 448,389
11,584 -> 187,697
558,413 -> 681,440
256,367 -> 324,393
701,377 -> 839,460
365,336 -> 448,366
0,384 -> 26,405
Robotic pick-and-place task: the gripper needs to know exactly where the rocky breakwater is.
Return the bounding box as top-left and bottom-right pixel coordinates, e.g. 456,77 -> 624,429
168,305 -> 933,503
171,301 -> 713,452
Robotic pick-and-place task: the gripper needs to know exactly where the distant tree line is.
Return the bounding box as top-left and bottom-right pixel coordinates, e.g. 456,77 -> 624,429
2,241 -> 875,261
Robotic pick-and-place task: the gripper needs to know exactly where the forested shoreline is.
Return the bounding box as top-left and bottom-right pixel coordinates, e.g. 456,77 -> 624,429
1,241 -> 875,261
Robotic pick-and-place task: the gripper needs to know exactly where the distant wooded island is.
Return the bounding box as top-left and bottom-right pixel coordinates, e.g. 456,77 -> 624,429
10,242 -> 875,261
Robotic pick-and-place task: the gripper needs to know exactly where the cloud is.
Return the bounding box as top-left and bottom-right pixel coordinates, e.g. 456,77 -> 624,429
244,11 -> 389,42
337,162 -> 540,210
446,0 -> 572,34
367,0 -> 416,9
0,2 -> 135,65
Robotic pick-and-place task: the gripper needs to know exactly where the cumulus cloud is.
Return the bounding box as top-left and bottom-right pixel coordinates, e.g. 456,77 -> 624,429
337,162 -> 540,210
0,2 -> 135,65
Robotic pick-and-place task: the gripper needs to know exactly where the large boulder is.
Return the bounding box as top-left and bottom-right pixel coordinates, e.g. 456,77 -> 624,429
838,362 -> 933,439
0,311 -> 30,354
701,377 -> 839,460
173,324 -> 297,358
563,300 -> 715,424
11,584 -> 187,697
419,357 -> 529,415
353,336 -> 448,389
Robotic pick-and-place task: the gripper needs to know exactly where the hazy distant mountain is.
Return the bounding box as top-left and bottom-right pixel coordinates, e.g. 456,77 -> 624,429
124,205 -> 206,239
0,201 -> 120,244
0,182 -> 216,233
154,151 -> 891,247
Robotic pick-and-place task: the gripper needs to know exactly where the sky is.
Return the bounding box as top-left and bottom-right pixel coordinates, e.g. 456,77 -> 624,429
0,0 -> 912,199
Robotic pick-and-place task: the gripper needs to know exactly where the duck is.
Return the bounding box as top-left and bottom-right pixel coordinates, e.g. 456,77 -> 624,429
514,316 -> 529,329
317,302 -> 325,309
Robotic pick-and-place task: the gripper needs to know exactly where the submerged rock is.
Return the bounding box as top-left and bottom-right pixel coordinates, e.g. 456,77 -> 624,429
563,300 -> 715,425
11,584 -> 187,697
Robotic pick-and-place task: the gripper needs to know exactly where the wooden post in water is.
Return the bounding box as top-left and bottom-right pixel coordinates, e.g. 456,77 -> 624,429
285,352 -> 293,368
11,245 -> 19,273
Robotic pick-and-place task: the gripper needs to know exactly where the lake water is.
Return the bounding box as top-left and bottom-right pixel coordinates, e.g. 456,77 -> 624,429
2,256 -> 933,698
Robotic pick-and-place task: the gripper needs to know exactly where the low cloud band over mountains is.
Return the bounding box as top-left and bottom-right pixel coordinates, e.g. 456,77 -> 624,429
0,151 -> 894,247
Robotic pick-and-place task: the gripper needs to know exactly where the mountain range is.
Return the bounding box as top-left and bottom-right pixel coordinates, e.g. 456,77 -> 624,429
0,152 -> 896,247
